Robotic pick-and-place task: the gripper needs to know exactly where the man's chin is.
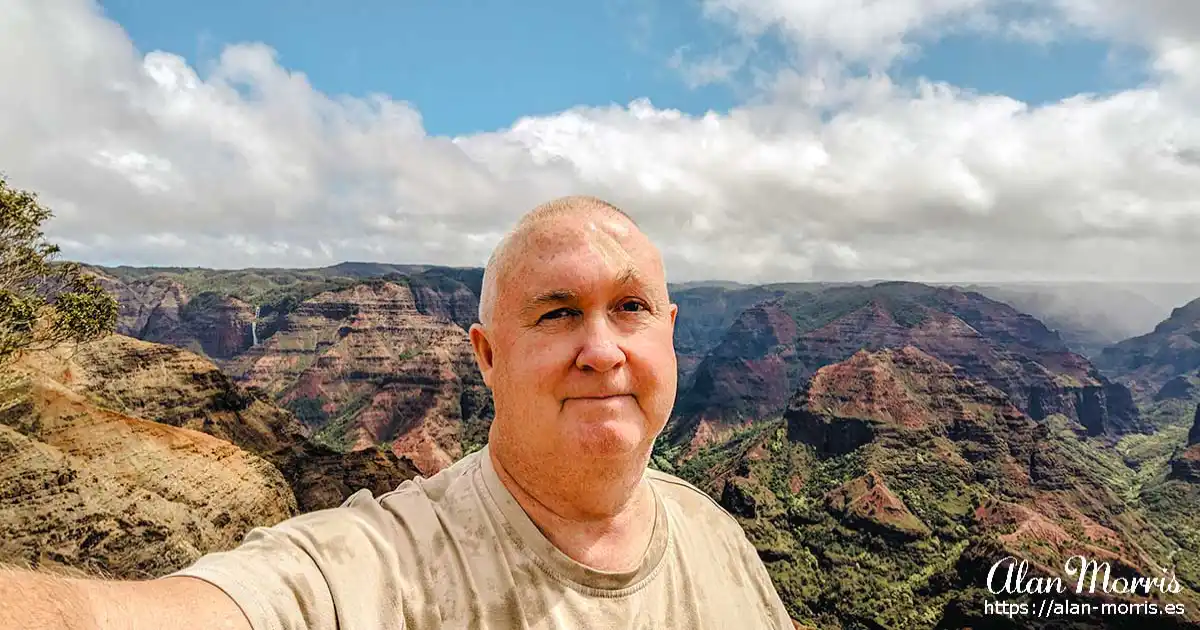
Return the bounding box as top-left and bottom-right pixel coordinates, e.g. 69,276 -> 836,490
563,419 -> 648,459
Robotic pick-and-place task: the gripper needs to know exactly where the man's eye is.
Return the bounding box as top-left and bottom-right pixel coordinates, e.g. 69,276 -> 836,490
620,301 -> 648,312
540,308 -> 573,321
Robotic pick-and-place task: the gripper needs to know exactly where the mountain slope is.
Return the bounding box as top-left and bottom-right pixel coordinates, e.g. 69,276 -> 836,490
962,282 -> 1200,358
228,280 -> 492,475
669,283 -> 828,387
0,363 -> 296,579
92,263 -> 818,396
87,263 -> 486,361
14,334 -> 420,512
1097,297 -> 1200,401
669,282 -> 1141,449
0,332 -> 424,579
660,347 -> 1199,629
90,264 -> 493,476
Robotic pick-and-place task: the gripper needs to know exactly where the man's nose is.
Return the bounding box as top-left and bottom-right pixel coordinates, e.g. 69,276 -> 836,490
575,314 -> 627,372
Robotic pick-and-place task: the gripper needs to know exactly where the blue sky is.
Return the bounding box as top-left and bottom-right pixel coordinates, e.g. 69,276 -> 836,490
98,0 -> 1146,137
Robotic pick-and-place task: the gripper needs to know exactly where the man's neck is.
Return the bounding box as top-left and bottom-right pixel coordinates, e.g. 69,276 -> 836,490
488,446 -> 657,573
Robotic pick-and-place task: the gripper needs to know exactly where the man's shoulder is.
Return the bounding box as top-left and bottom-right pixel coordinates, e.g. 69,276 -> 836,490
368,447 -> 485,512
305,447 -> 487,546
644,467 -> 742,531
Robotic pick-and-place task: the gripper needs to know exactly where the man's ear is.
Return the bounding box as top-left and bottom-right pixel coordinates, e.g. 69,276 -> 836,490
669,303 -> 678,328
469,323 -> 495,387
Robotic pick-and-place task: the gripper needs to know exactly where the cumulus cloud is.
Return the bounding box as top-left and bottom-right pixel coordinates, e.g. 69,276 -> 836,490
1,0 -> 1199,284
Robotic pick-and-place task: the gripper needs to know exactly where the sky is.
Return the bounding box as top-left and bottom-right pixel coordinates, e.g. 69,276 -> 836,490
2,0 -> 1200,284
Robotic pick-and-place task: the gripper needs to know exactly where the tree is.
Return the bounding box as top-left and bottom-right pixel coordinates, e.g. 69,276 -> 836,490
0,176 -> 118,366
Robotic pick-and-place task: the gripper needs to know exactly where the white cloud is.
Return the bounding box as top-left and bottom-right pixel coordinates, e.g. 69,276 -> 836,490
698,0 -> 1006,69
0,0 -> 1199,285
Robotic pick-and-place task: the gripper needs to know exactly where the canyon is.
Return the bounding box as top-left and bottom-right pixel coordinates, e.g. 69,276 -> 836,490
3,263 -> 1198,628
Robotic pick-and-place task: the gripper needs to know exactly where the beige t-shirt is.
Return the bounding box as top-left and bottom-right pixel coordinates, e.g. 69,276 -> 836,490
165,445 -> 793,629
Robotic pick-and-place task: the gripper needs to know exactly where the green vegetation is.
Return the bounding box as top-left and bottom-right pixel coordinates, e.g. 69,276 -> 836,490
669,420 -> 973,626
310,389 -> 375,452
0,177 -> 117,367
659,395 -> 1200,627
1116,424 -> 1188,497
1138,397 -> 1199,433
778,288 -> 877,334
178,290 -> 227,321
1140,480 -> 1200,590
284,396 -> 329,428
1115,398 -> 1200,590
776,282 -> 966,336
1040,414 -> 1142,497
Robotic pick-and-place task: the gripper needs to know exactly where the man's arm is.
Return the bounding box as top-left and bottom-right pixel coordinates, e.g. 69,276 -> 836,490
0,566 -> 250,630
0,488 -> 407,630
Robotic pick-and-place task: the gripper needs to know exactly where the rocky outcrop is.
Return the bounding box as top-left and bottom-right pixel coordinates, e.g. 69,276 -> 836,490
668,284 -> 806,388
409,284 -> 478,330
1173,447 -> 1200,484
404,268 -> 484,331
785,347 -> 1037,477
172,293 -> 256,359
14,334 -> 419,513
87,270 -> 191,341
1027,381 -> 1139,437
670,300 -> 802,445
825,471 -> 930,539
0,332 -> 424,579
28,334 -> 306,456
275,441 -> 423,514
86,268 -> 259,362
673,282 -> 1140,449
231,280 -> 492,476
0,367 -> 296,579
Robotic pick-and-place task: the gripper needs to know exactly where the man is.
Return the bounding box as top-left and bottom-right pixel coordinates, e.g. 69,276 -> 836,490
0,196 -> 793,629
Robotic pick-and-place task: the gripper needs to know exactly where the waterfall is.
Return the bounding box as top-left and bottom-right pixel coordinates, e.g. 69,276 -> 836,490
251,304 -> 260,346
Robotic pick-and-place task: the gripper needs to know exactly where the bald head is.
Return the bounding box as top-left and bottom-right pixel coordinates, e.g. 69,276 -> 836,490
477,196 -> 648,327
517,195 -> 637,226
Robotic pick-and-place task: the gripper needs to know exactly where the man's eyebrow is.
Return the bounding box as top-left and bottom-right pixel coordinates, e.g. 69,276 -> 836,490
615,264 -> 642,287
516,265 -> 649,319
617,264 -> 666,303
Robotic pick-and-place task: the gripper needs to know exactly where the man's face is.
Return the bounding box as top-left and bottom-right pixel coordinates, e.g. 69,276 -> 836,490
470,213 -> 678,463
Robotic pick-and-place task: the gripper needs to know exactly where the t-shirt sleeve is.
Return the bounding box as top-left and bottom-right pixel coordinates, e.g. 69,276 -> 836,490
160,489 -> 406,630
